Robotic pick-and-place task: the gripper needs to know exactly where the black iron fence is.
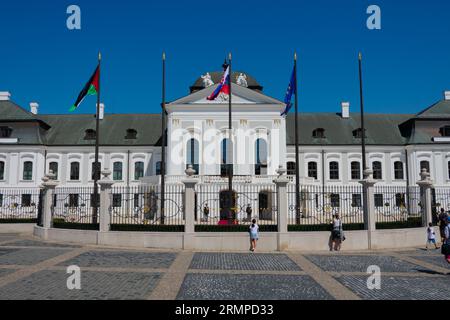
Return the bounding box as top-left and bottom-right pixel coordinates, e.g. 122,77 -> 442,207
287,184 -> 365,231
374,186 -> 422,229
0,188 -> 41,223
52,187 -> 99,230
432,187 -> 450,225
110,184 -> 185,232
194,183 -> 278,232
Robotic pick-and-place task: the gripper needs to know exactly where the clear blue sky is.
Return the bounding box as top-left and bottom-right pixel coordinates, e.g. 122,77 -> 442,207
1,0 -> 449,115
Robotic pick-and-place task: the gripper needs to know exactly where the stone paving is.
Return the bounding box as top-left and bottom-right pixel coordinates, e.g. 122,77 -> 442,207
0,234 -> 448,300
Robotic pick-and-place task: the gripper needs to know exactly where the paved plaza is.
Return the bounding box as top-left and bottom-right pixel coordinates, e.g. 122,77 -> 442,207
0,233 -> 448,300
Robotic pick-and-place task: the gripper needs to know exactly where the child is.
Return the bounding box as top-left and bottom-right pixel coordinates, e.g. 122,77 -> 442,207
426,223 -> 439,250
249,219 -> 259,252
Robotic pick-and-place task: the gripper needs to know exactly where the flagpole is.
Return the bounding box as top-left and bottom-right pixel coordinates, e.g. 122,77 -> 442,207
358,52 -> 367,175
161,52 -> 166,225
294,52 -> 301,224
228,52 -> 233,223
93,51 -> 101,224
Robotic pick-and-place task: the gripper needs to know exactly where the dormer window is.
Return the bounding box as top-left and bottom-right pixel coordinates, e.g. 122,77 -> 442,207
84,129 -> 96,140
125,129 -> 137,140
353,128 -> 366,139
0,126 -> 13,138
312,128 -> 325,139
440,126 -> 450,137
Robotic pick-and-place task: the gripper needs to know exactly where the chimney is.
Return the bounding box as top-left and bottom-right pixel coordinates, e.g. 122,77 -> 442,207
341,101 -> 350,119
444,91 -> 450,101
0,92 -> 11,101
98,103 -> 105,120
30,102 -> 39,115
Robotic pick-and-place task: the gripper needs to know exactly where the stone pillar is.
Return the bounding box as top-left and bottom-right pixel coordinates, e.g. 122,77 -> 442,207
359,169 -> 377,249
417,168 -> 434,227
182,165 -> 199,249
274,166 -> 290,251
98,170 -> 114,232
41,172 -> 58,229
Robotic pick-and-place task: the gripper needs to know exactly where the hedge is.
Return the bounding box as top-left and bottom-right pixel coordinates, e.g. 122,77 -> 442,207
0,219 -> 37,224
195,224 -> 278,232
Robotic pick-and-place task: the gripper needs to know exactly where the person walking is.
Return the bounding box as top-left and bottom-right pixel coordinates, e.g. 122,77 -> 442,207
330,213 -> 344,251
426,222 -> 439,250
249,219 -> 259,252
442,217 -> 450,264
438,208 -> 448,243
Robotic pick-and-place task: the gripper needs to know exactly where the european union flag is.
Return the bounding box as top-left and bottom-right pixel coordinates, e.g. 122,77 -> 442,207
281,66 -> 296,116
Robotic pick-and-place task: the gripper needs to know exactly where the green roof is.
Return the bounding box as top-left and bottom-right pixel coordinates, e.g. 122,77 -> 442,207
416,100 -> 450,118
0,100 -> 38,121
38,114 -> 162,146
285,113 -> 413,145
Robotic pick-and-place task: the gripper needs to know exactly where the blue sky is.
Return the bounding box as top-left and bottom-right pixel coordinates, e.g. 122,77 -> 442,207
0,0 -> 449,115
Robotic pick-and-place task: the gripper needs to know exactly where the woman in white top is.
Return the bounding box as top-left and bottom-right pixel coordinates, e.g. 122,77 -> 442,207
330,213 -> 344,251
249,219 -> 259,252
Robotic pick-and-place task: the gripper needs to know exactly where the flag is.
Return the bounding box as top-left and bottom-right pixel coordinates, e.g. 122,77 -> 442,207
69,65 -> 100,112
207,65 -> 230,101
281,66 -> 296,116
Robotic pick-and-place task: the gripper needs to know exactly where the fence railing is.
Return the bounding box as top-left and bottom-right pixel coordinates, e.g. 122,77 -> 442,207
52,187 -> 99,230
287,184 -> 365,231
374,186 -> 422,228
194,183 -> 278,231
110,184 -> 185,231
0,188 -> 41,223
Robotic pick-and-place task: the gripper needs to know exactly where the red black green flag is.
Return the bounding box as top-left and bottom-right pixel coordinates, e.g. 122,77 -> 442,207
69,64 -> 100,112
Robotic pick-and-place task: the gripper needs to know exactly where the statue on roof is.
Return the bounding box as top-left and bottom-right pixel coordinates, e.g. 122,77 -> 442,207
201,73 -> 214,87
236,73 -> 248,87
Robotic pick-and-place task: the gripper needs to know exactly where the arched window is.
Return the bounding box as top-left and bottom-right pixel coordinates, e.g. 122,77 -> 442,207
287,162 -> 296,175
113,162 -> 123,181
70,162 -> 80,180
186,138 -> 199,174
312,128 -> 325,139
134,161 -> 144,180
255,138 -> 268,175
394,161 -> 404,180
420,160 -> 430,174
372,161 -> 382,180
308,162 -> 318,179
0,161 -> 4,180
49,162 -> 58,180
91,162 -> 101,180
329,161 -> 339,180
23,161 -> 33,181
351,161 -> 361,180
221,138 -> 233,177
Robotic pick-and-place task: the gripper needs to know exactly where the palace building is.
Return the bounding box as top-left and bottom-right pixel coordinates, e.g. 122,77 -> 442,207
1,72 -> 450,190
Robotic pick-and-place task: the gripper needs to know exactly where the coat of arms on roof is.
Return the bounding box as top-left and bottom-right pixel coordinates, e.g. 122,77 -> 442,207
201,73 -> 214,87
236,73 -> 248,87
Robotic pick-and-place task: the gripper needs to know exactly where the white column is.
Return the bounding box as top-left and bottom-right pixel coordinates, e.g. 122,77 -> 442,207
417,168 -> 434,226
182,165 -> 199,249
98,170 -> 114,232
274,167 -> 290,251
41,173 -> 58,229
359,169 -> 377,249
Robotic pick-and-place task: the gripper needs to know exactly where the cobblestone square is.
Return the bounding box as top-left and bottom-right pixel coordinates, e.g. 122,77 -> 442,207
0,248 -> 70,265
0,270 -> 162,300
0,235 -> 448,300
190,253 -> 301,271
177,273 -> 332,300
305,254 -> 433,273
58,250 -> 177,269
334,275 -> 449,300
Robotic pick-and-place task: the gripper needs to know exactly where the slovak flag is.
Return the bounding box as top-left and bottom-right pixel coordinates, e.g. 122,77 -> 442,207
207,66 -> 230,100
